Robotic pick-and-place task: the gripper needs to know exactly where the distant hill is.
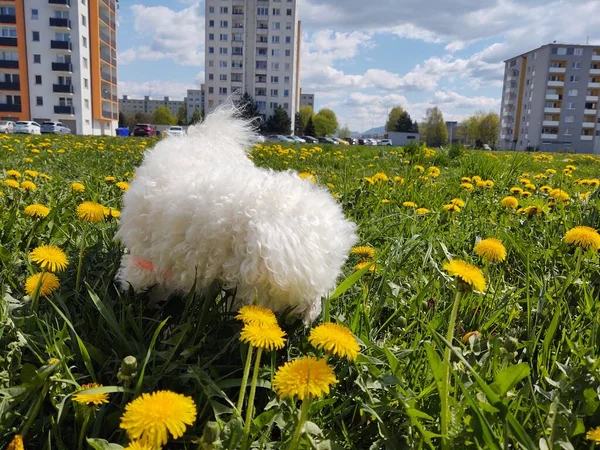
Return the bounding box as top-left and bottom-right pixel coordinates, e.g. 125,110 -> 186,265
360,125 -> 385,136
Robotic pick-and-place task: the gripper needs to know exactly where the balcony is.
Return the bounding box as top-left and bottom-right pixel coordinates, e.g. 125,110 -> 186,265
506,75 -> 517,82
0,14 -> 16,24
505,87 -> 516,93
504,97 -> 515,104
53,84 -> 74,93
582,122 -> 595,129
0,103 -> 21,112
544,107 -> 561,113
581,135 -> 593,141
54,105 -> 74,115
546,94 -> 560,100
50,40 -> 72,51
0,59 -> 17,69
548,80 -> 564,87
542,120 -> 560,127
588,82 -> 600,88
500,134 -> 512,140
593,55 -> 600,62
586,95 -> 599,102
49,0 -> 71,5
541,133 -> 558,139
584,109 -> 597,115
0,81 -> 19,90
549,67 -> 566,74
51,62 -> 72,72
591,69 -> 600,75
0,37 -> 17,47
49,17 -> 71,28
502,110 -> 513,116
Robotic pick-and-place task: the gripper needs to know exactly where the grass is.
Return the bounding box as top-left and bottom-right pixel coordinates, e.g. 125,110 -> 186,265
1,133 -> 600,449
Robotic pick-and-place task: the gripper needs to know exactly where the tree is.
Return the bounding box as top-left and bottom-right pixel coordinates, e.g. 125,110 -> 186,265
305,116 -> 316,137
189,108 -> 202,125
420,107 -> 448,147
235,92 -> 261,124
338,124 -> 351,138
394,111 -> 414,132
118,112 -> 126,128
477,112 -> 500,148
412,121 -> 419,134
298,106 -> 314,130
294,114 -> 304,136
126,112 -> 152,130
265,105 -> 291,134
152,106 -> 176,125
176,106 -> 187,126
313,108 -> 338,136
385,106 -> 404,132
458,111 -> 500,147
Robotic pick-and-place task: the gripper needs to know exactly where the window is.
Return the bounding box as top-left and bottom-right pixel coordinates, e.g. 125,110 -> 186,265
565,115 -> 575,122
257,7 -> 268,15
552,47 -> 567,55
208,73 -> 214,80
84,78 -> 88,88
219,47 -> 228,54
255,88 -> 266,96
220,34 -> 228,41
82,14 -> 86,26
564,128 -> 572,136
84,99 -> 89,109
270,102 -> 278,109
36,96 -> 43,106
574,48 -> 583,56
209,6 -> 214,13
271,62 -> 279,71
219,60 -> 227,68
271,76 -> 279,83
572,62 -> 582,69
208,47 -> 214,54
83,57 -> 88,68
219,74 -> 227,81
31,9 -> 38,19
568,89 -> 578,96
208,87 -> 214,94
219,87 -> 227,95
570,75 -> 580,82
567,102 -> 577,109
286,22 -> 292,30
285,63 -> 291,71
232,60 -> 243,68
34,54 -> 41,63
32,31 -> 40,41
284,89 -> 289,97
271,89 -> 278,96
220,20 -> 228,28
232,47 -> 243,55
533,52 -> 538,60
285,36 -> 291,44
285,49 -> 291,57
286,8 -> 292,15
82,36 -> 87,47
272,22 -> 280,30
35,75 -> 42,84
209,33 -> 214,41
220,7 -> 228,13
256,61 -> 267,70
272,49 -> 279,57
284,76 -> 290,84
272,36 -> 280,43
272,8 -> 280,15
208,60 -> 214,67
209,20 -> 214,27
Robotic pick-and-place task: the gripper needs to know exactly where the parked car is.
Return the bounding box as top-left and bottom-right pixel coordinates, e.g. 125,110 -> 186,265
165,126 -> 185,137
483,144 -> 492,151
14,121 -> 41,135
266,135 -> 294,143
367,138 -> 379,146
133,124 -> 157,137
380,139 -> 393,146
300,136 -> 318,143
345,137 -> 357,145
0,120 -> 15,133
332,137 -> 349,145
41,122 -> 71,135
317,137 -> 338,145
249,134 -> 266,143
286,135 -> 306,143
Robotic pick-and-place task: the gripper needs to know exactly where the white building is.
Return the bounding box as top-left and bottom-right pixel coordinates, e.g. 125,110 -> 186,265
119,95 -> 185,118
204,0 -> 301,125
17,0 -> 118,134
299,91 -> 314,109
186,86 -> 204,122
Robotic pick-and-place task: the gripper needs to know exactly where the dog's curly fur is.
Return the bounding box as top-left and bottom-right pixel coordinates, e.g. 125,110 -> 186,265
115,105 -> 357,322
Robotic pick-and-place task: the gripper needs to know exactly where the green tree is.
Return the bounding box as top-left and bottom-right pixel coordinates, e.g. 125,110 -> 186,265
458,111 -> 500,147
412,120 -> 419,134
189,108 -> 202,125
305,116 -> 316,137
265,105 -> 291,134
421,106 -> 448,147
298,106 -> 314,130
152,106 -> 176,125
127,112 -> 152,129
235,92 -> 261,124
478,112 -> 500,148
294,114 -> 304,136
385,106 -> 404,132
313,108 -> 338,136
338,124 -> 351,138
176,106 -> 187,126
394,111 -> 414,132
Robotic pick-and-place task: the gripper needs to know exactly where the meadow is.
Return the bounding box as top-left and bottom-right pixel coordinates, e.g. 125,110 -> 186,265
0,133 -> 599,450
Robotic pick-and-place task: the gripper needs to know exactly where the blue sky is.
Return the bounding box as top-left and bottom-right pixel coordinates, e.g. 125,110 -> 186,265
117,0 -> 600,132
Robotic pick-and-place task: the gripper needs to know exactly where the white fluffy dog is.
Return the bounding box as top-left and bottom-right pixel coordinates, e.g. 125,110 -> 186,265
115,105 -> 357,322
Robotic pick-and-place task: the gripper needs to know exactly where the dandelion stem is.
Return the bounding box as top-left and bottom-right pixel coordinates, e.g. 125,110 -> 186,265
75,227 -> 88,299
236,344 -> 254,414
241,346 -> 263,450
77,409 -> 92,450
289,398 -> 311,450
31,268 -> 47,314
440,289 -> 463,450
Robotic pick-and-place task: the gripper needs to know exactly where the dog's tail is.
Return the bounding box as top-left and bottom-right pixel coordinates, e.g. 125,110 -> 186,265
187,100 -> 258,153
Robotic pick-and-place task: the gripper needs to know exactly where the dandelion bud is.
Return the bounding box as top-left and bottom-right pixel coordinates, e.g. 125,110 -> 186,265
199,421 -> 223,450
117,355 -> 138,383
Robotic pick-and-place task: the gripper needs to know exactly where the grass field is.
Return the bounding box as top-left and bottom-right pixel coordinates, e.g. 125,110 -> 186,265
1,134 -> 600,449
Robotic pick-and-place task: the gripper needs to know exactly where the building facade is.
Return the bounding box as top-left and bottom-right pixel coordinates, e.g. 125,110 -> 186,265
185,86 -> 204,122
499,43 -> 600,153
299,91 -> 314,109
204,0 -> 300,125
0,0 -> 118,134
119,95 -> 185,118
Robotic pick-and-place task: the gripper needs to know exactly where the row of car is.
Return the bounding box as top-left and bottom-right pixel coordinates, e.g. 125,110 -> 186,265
0,121 -> 72,135
264,135 -> 393,146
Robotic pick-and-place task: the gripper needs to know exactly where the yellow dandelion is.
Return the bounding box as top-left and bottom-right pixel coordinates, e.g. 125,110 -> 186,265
450,198 -> 465,207
443,259 -> 486,292
30,245 -> 69,272
72,382 -> 110,406
524,183 -> 536,191
472,176 -> 482,183
580,192 -> 591,200
461,182 -> 474,191
104,176 -> 116,183
77,201 -> 105,223
521,191 -> 532,198
24,157 -> 33,163
120,390 -> 197,448
309,322 -> 360,361
6,435 -> 24,450
510,187 -> 523,195
550,189 -> 570,201
474,238 -> 506,263
4,179 -> 20,189
25,272 -> 60,297
354,261 -> 376,272
414,165 -> 425,173
71,182 -> 85,192
476,180 -> 487,188
519,178 -> 531,185
501,196 -> 519,209
373,172 -> 389,182
485,180 -> 494,188
402,201 -> 417,208
461,177 -> 471,183
393,176 -> 405,183
351,245 -> 376,259
381,199 -> 391,204
116,181 -> 130,191
462,331 -> 482,344
540,185 -> 552,193
39,173 -> 51,180
239,322 -> 287,350
443,204 -> 461,213
427,167 -> 441,178
298,172 -> 316,183
563,226 -> 600,251
416,208 -> 430,215
565,164 -> 576,171
21,181 -> 36,191
522,206 -> 545,217
235,305 -> 278,326
124,442 -> 153,450
6,170 -> 21,178
545,169 -> 557,175
103,207 -> 121,219
24,204 -> 50,218
272,356 -> 338,400
587,427 -> 600,444
24,170 -> 39,177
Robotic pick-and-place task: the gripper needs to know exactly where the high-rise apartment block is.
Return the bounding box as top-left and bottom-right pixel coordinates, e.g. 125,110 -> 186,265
299,90 -> 314,108
499,43 -> 600,153
0,0 -> 118,134
204,0 -> 301,125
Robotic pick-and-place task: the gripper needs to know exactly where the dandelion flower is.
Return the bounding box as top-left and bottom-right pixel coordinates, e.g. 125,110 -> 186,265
443,204 -> 460,213
239,322 -> 287,350
545,169 -> 557,175
24,170 -> 38,177
461,177 -> 471,183
522,206 -> 545,217
415,165 -> 425,173
462,331 -> 481,344
519,178 -> 531,185
351,245 -> 375,259
472,176 -> 482,183
521,191 -> 532,198
565,164 -> 576,171
116,181 -> 130,191
524,183 -> 536,191
104,176 -> 116,183
540,185 -> 552,193
450,198 -> 465,207
6,170 -> 21,178
402,201 -> 417,208
309,322 -> 360,361
550,189 -> 570,201
476,180 -> 487,188
77,201 -> 105,223
416,208 -> 430,215
30,245 -> 68,272
381,199 -> 391,204
120,390 -> 197,447
235,305 -> 278,326
72,382 -> 110,406
298,172 -> 316,183
24,204 -> 50,218
21,181 -> 36,191
485,180 -> 494,188
461,182 -> 473,191
510,187 -> 523,195
103,207 -> 121,219
6,435 -> 24,450
354,261 -> 376,271
587,427 -> 600,444
4,179 -> 20,189
124,442 -> 153,450
71,182 -> 85,192
273,356 -> 338,400
501,196 -> 519,209
564,226 -> 600,251
25,272 -> 60,297
373,172 -> 389,182
474,238 -> 506,263
443,259 -> 486,292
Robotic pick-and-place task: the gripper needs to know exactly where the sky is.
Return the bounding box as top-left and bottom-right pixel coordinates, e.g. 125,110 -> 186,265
117,0 -> 600,133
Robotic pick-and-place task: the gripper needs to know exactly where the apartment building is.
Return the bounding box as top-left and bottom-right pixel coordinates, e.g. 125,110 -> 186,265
0,0 -> 117,134
185,86 -> 204,122
299,91 -> 314,109
119,95 -> 185,117
204,0 -> 300,125
499,43 -> 600,153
